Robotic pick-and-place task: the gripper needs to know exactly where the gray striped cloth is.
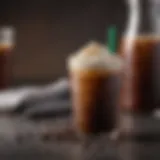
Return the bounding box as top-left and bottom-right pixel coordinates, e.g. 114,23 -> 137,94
0,78 -> 71,118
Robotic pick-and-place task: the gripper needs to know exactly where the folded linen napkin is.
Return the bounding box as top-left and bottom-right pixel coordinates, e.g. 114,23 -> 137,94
0,78 -> 71,118
15,78 -> 70,113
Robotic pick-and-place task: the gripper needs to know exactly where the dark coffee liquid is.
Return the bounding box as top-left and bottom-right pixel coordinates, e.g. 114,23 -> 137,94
119,37 -> 160,113
0,46 -> 12,89
71,70 -> 118,134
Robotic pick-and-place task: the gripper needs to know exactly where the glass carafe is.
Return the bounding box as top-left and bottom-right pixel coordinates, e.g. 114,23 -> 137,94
119,0 -> 160,114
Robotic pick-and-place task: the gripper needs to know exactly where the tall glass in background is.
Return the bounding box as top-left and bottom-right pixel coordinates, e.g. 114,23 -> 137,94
0,27 -> 15,89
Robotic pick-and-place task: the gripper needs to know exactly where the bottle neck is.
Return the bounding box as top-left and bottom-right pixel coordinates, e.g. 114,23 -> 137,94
126,0 -> 156,36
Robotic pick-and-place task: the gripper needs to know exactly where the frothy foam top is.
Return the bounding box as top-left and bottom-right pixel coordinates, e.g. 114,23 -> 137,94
68,41 -> 123,72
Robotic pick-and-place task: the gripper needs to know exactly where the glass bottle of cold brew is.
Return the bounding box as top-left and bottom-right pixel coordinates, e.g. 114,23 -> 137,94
119,0 -> 159,114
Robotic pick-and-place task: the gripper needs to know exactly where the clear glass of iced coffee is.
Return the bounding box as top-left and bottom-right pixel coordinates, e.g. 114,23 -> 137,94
68,42 -> 123,135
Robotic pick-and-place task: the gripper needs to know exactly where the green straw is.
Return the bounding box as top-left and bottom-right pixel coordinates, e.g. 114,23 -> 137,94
107,26 -> 117,54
